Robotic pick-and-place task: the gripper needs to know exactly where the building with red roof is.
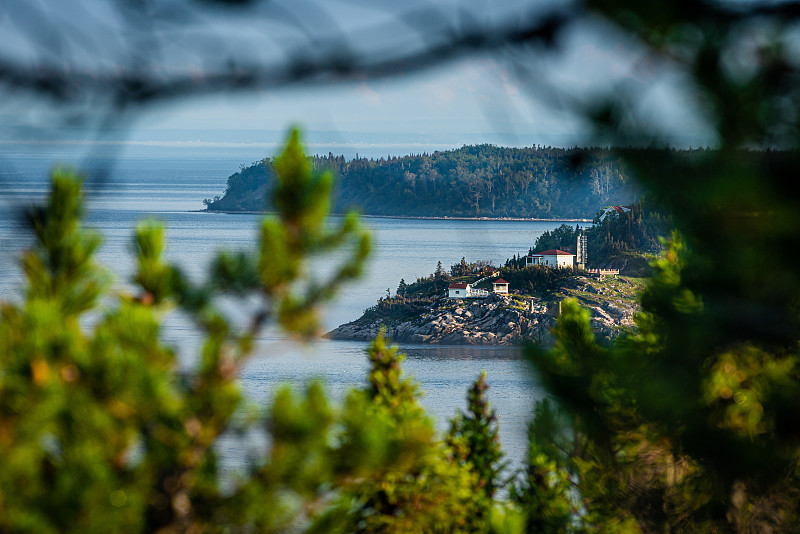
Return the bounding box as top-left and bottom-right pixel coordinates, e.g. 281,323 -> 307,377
492,279 -> 509,294
448,282 -> 491,299
526,249 -> 576,269
599,205 -> 633,221
448,282 -> 469,298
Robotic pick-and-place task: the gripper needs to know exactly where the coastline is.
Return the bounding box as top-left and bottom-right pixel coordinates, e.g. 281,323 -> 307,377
194,209 -> 593,223
327,276 -> 643,346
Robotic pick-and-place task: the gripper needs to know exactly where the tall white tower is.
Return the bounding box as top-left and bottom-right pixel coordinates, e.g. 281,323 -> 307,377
576,228 -> 587,269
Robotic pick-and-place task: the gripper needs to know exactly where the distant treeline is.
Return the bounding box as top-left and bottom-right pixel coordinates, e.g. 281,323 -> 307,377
205,144 -> 648,218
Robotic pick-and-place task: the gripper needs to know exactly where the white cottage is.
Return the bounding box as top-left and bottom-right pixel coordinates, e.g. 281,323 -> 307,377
448,282 -> 489,299
526,249 -> 575,268
448,283 -> 470,298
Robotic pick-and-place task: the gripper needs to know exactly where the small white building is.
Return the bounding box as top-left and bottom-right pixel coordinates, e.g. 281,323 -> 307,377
448,283 -> 469,298
526,249 -> 575,268
448,282 -> 489,299
492,279 -> 509,294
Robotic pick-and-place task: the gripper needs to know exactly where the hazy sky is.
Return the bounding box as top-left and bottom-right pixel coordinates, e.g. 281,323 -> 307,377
0,0 -> 716,159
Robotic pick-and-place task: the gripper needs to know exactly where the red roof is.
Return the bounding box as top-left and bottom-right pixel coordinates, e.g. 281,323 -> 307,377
448,283 -> 468,289
529,249 -> 575,256
599,205 -> 634,221
493,279 -> 509,284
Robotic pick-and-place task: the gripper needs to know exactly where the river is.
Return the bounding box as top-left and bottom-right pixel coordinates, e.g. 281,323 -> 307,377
0,155 -> 571,474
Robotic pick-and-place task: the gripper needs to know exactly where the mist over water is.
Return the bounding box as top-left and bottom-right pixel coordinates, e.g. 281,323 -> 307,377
0,154 -> 565,471
0,128 -> 590,163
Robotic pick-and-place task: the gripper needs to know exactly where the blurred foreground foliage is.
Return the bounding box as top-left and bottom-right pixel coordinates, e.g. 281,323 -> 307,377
0,132 -> 505,533
4,1 -> 800,533
513,0 -> 800,532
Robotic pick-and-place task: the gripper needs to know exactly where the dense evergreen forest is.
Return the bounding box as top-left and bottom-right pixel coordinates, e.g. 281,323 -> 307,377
204,144 -> 645,218
510,202 -> 670,273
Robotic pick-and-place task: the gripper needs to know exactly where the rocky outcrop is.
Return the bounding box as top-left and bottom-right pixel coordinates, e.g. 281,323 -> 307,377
325,293 -> 638,345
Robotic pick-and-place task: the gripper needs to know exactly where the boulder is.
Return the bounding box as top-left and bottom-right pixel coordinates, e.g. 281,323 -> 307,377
603,301 -> 628,317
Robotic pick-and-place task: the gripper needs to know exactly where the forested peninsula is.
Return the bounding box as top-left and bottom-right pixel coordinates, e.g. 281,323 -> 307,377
204,144 -> 644,218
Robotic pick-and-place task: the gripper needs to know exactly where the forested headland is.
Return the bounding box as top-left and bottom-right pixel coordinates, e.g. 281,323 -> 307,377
204,144 -> 648,218
510,202 -> 670,275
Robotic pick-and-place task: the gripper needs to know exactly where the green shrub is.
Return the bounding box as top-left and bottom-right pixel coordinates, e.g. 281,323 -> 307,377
360,296 -> 435,324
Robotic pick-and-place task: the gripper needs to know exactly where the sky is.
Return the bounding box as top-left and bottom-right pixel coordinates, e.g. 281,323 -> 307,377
0,0 -> 717,161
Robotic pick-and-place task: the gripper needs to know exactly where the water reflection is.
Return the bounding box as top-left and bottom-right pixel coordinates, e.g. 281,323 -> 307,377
398,343 -> 523,361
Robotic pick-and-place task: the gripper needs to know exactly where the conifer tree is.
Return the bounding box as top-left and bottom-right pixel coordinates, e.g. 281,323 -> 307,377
509,400 -> 576,534
321,331 -> 486,534
448,371 -> 506,532
448,370 -> 505,501
435,260 -> 446,279
396,278 -> 408,296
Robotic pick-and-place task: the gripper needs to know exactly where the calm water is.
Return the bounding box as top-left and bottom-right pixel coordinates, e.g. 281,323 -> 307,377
0,156 -> 568,471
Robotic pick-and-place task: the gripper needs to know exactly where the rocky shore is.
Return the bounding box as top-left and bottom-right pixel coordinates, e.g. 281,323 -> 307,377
326,288 -> 640,345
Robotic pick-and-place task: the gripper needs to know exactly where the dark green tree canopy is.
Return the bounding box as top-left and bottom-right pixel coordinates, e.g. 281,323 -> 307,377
206,145 -> 642,218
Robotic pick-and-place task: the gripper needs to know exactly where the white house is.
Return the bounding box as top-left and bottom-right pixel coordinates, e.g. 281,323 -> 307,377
526,249 -> 575,268
448,283 -> 469,298
492,279 -> 509,294
448,282 -> 489,299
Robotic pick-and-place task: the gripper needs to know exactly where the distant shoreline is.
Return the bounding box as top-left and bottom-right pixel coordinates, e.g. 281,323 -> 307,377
194,209 -> 593,223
